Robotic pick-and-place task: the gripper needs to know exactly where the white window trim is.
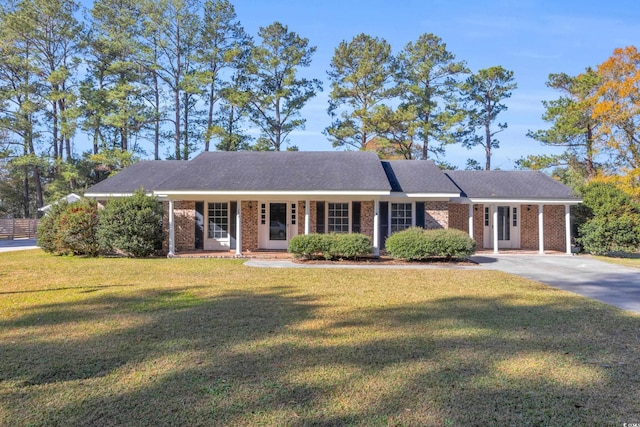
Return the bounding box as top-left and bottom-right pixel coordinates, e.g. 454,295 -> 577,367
325,201 -> 351,234
207,201 -> 230,241
388,202 -> 415,234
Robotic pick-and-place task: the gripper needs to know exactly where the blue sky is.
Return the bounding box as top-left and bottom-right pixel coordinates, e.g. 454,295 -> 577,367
228,0 -> 639,169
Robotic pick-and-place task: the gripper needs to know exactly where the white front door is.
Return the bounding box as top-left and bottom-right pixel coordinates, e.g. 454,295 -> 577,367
258,202 -> 298,250
484,205 -> 521,249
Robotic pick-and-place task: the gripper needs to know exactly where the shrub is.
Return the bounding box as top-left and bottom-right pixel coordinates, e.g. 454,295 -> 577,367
37,200 -> 69,254
288,234 -> 329,259
37,198 -> 100,256
98,190 -> 163,257
576,182 -> 640,255
385,227 -> 476,261
56,198 -> 100,256
578,213 -> 640,255
288,233 -> 372,260
327,233 -> 372,259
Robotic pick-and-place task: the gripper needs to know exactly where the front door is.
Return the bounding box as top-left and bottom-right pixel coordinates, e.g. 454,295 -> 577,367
259,202 -> 297,250
484,205 -> 520,249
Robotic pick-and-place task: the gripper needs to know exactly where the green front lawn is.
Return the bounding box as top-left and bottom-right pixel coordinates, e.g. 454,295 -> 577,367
1,251 -> 639,426
595,254 -> 640,269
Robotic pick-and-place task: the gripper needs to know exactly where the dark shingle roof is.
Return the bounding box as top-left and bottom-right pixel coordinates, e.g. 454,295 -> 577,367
154,151 -> 391,192
444,170 -> 579,200
382,160 -> 460,194
85,161 -> 185,195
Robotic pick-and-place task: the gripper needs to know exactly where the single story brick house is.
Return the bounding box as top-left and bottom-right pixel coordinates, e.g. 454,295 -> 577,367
85,151 -> 581,256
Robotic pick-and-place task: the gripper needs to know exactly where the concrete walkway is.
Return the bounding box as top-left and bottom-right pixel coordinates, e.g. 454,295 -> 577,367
245,255 -> 640,313
0,238 -> 39,252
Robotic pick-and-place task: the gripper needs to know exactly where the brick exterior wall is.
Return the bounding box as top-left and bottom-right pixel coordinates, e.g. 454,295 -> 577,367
162,201 -> 196,253
309,201 -> 318,233
520,204 -> 539,250
241,201 -> 259,251
448,203 -> 484,248
544,205 -> 566,252
360,201 -> 374,241
424,201 -> 448,229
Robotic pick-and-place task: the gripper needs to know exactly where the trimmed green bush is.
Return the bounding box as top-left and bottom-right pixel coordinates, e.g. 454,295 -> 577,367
288,233 -> 372,260
37,200 -> 69,254
37,198 -> 100,256
288,233 -> 329,259
98,190 -> 163,257
327,233 -> 372,259
385,227 -> 476,261
577,182 -> 640,255
56,198 -> 100,256
578,213 -> 640,256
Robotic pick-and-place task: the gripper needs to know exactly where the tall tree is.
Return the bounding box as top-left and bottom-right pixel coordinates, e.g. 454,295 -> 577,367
85,0 -> 151,155
141,0 -> 201,160
590,46 -> 640,172
396,33 -> 468,160
325,33 -> 395,151
243,22 -> 321,151
457,66 -> 517,170
21,0 -> 83,163
0,0 -> 46,213
212,34 -> 253,151
198,0 -> 248,152
523,69 -> 603,179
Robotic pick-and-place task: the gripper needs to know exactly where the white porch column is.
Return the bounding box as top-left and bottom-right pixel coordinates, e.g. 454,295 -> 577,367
565,204 -> 572,255
304,199 -> 310,235
492,204 -> 499,254
235,201 -> 242,256
373,200 -> 380,257
468,203 -> 474,240
538,204 -> 545,255
168,200 -> 175,257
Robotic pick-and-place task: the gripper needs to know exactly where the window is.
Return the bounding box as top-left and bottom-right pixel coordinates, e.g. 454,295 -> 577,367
484,207 -> 490,226
328,203 -> 349,233
208,202 -> 228,239
291,203 -> 296,225
513,207 -> 518,227
391,203 -> 412,233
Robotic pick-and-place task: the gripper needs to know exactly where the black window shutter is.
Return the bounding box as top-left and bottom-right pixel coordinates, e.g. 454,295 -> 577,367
379,202 -> 389,249
195,202 -> 204,250
415,202 -> 425,228
352,202 -> 361,233
316,202 -> 325,233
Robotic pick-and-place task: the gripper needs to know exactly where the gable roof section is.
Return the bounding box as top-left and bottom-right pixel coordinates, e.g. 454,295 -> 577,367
85,161 -> 185,196
382,160 -> 460,196
154,151 -> 392,194
445,170 -> 580,201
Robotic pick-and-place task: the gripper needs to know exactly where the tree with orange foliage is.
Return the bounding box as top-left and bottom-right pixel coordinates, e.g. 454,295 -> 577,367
591,46 -> 640,200
590,46 -> 640,194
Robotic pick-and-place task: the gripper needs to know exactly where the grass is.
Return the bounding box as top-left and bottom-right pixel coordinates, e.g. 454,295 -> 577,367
1,250 -> 639,426
595,254 -> 640,269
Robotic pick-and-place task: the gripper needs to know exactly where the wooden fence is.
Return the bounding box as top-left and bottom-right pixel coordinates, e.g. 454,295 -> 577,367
0,218 -> 39,239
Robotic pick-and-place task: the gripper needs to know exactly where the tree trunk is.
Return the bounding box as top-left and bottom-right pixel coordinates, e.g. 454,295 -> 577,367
183,92 -> 189,160
23,169 -> 30,218
484,122 -> 491,170
174,86 -> 181,160
205,79 -> 215,152
274,97 -> 281,151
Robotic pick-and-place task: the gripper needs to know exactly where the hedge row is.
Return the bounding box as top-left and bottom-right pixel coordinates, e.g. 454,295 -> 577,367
385,227 -> 476,260
37,190 -> 163,257
288,233 -> 372,260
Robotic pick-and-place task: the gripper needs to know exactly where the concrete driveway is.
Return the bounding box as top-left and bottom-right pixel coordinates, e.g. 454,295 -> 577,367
0,238 -> 39,252
471,254 -> 640,313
